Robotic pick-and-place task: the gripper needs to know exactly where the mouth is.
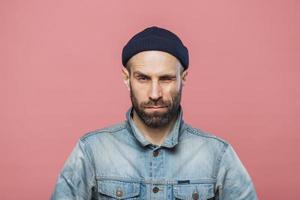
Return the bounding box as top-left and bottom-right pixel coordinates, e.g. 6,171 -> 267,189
145,106 -> 167,110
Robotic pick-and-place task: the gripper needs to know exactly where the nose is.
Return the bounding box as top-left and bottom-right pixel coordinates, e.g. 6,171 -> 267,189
149,81 -> 162,101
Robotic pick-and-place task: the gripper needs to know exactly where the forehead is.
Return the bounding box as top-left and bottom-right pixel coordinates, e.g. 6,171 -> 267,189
127,51 -> 182,75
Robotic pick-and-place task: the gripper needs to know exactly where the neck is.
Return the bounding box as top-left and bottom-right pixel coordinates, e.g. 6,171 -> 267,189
132,110 -> 178,146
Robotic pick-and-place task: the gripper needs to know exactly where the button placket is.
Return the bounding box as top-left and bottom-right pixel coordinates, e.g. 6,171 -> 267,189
151,148 -> 164,178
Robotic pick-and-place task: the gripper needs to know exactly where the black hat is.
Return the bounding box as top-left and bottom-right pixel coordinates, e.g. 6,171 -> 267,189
122,26 -> 189,70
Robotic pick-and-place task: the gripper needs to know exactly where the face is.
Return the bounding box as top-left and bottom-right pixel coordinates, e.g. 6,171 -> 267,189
122,51 -> 188,128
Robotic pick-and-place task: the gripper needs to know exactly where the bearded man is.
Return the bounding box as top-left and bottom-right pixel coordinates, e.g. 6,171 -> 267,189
51,26 -> 258,200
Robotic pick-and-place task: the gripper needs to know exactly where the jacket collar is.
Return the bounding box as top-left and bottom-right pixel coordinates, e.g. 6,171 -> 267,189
125,105 -> 185,148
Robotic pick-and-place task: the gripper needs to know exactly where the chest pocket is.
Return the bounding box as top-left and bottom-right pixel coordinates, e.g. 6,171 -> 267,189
97,180 -> 140,199
173,183 -> 215,200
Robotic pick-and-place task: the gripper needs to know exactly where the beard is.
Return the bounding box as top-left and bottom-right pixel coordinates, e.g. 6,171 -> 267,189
130,84 -> 182,128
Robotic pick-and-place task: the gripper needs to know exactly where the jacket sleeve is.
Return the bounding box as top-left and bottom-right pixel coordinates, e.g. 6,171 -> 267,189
216,144 -> 258,200
51,139 -> 96,200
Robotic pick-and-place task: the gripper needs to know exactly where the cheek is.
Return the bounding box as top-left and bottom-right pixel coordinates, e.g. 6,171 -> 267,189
162,86 -> 178,101
131,83 -> 148,101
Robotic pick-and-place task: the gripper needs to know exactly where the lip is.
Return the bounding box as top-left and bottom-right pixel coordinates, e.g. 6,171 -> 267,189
145,106 -> 167,109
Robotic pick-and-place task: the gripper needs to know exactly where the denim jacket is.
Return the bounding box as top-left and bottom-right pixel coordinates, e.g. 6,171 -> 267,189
51,106 -> 258,200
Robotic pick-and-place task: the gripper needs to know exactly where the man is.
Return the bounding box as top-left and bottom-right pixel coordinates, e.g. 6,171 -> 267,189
51,26 -> 258,199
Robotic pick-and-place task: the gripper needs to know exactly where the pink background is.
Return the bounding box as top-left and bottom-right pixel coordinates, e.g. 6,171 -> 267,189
1,0 -> 299,199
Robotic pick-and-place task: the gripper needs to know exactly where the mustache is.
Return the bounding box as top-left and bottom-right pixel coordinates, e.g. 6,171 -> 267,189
141,99 -> 171,107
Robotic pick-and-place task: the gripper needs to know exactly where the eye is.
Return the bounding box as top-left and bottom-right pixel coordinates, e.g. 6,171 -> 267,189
137,76 -> 149,81
160,77 -> 175,82
161,77 -> 171,81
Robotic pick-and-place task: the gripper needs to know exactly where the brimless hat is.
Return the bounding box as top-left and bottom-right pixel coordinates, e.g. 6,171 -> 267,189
122,26 -> 189,70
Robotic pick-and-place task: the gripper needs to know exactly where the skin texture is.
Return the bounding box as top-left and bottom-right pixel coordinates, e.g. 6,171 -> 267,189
122,51 -> 188,145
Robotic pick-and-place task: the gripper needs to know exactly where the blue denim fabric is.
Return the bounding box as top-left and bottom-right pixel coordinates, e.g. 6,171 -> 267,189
51,106 -> 258,200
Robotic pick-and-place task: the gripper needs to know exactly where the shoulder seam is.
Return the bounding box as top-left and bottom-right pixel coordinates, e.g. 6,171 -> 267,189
80,122 -> 127,142
184,124 -> 229,145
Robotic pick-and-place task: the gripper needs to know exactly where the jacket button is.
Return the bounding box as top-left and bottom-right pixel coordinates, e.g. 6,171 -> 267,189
116,189 -> 123,197
153,150 -> 159,157
192,192 -> 199,200
152,186 -> 159,193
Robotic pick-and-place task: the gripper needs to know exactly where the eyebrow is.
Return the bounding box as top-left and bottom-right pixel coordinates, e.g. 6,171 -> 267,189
133,71 -> 148,77
133,71 -> 177,78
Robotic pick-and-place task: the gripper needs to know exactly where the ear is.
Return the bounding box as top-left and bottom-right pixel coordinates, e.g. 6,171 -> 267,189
181,70 -> 188,86
122,67 -> 130,91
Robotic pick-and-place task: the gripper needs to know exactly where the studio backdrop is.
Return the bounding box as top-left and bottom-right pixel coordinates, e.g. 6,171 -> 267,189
0,0 -> 299,199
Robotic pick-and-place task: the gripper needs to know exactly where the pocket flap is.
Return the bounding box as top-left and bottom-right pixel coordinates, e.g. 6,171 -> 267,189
174,183 -> 214,199
98,180 -> 140,199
